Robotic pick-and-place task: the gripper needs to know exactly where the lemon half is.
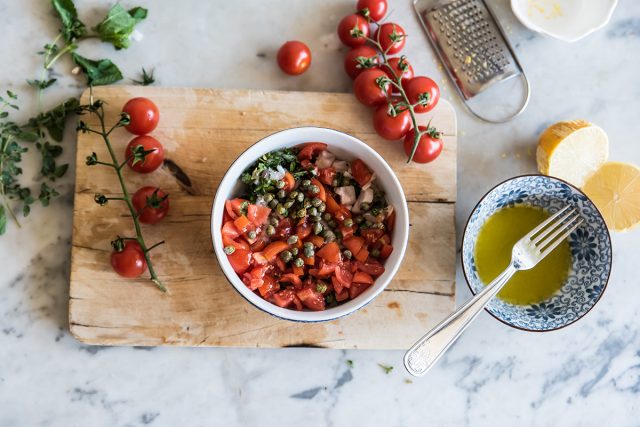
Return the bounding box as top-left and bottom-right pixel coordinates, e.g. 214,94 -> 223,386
583,162 -> 640,232
537,120 -> 609,188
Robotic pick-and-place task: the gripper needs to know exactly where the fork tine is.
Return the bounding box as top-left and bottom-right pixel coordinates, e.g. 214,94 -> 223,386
530,207 -> 575,245
536,212 -> 581,250
525,205 -> 571,240
538,217 -> 584,259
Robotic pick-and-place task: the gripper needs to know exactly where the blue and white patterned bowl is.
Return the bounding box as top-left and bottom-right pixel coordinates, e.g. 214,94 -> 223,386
461,175 -> 612,331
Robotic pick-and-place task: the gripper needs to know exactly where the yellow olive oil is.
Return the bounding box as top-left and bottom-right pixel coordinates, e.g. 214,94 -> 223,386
473,206 -> 572,305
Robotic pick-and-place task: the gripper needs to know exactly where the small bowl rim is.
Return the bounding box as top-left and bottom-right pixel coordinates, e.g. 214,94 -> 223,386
210,126 -> 410,322
461,173 -> 612,332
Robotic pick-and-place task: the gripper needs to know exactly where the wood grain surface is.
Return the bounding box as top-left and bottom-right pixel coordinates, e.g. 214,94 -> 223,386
69,86 -> 457,349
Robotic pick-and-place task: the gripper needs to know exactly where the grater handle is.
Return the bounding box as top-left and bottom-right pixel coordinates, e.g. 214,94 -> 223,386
463,72 -> 531,123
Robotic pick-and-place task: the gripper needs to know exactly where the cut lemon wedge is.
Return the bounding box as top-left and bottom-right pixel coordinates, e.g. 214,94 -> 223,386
537,120 -> 609,188
583,162 -> 640,232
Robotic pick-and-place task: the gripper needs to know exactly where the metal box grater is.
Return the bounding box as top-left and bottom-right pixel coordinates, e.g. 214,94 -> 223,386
414,0 -> 530,122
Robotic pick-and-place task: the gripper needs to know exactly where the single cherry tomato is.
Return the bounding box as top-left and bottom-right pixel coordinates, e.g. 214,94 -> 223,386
344,46 -> 379,79
277,41 -> 312,76
122,97 -> 159,135
403,126 -> 444,163
405,76 -> 440,113
357,0 -> 387,22
384,56 -> 414,86
111,240 -> 146,278
374,23 -> 406,54
125,135 -> 164,173
132,186 -> 170,225
373,100 -> 412,140
337,14 -> 370,47
353,68 -> 391,106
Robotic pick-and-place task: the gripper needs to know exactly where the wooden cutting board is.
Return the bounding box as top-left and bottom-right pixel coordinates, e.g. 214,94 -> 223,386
69,86 -> 456,349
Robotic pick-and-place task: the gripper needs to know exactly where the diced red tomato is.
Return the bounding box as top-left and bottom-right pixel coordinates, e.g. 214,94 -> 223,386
223,236 -> 250,251
353,271 -> 374,285
379,244 -> 393,260
339,225 -> 356,239
331,276 -> 344,295
306,235 -> 325,248
274,218 -> 293,239
292,265 -> 305,276
223,208 -> 233,224
233,215 -> 252,233
227,249 -> 251,274
297,287 -> 326,311
249,233 -> 269,252
349,281 -> 370,299
243,265 -> 268,290
280,273 -> 302,287
355,259 -> 385,276
334,263 -> 353,289
252,251 -> 268,265
334,206 -> 352,221
310,178 -> 326,202
283,171 -> 296,191
318,167 -> 336,185
297,142 -> 328,160
378,234 -> 391,246
351,159 -> 373,186
272,289 -> 296,308
354,247 -> 369,262
335,288 -> 349,302
317,260 -> 338,276
361,228 -> 384,244
274,257 -> 287,272
222,221 -> 241,240
258,275 -> 279,297
316,242 -> 342,263
297,222 -> 312,240
325,193 -> 340,214
263,241 -> 290,261
247,204 -> 271,226
302,255 -> 315,266
343,236 -> 365,255
226,198 -> 247,219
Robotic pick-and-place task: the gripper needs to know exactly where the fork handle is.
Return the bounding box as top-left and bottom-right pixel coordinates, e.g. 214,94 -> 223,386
404,264 -> 518,376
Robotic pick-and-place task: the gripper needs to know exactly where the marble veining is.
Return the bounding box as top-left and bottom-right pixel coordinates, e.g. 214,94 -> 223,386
1,0 -> 639,426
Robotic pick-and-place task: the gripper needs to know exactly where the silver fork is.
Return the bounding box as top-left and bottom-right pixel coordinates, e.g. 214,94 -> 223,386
404,205 -> 584,377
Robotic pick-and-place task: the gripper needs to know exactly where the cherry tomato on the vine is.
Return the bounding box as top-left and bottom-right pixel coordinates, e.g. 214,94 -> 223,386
344,45 -> 379,79
405,76 -> 440,113
111,240 -> 147,278
122,97 -> 159,135
357,0 -> 388,22
337,14 -> 370,47
132,186 -> 170,225
403,126 -> 443,163
384,56 -> 414,86
353,68 -> 391,106
125,135 -> 164,174
374,23 -> 406,55
277,41 -> 312,76
373,100 -> 412,140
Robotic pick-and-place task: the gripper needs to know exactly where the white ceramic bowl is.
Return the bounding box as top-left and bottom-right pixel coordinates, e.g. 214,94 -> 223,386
211,127 -> 409,322
511,0 -> 618,42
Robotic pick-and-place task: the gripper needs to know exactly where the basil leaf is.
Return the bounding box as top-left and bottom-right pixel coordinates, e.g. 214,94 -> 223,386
0,205 -> 6,235
94,4 -> 148,50
71,53 -> 123,86
51,0 -> 86,42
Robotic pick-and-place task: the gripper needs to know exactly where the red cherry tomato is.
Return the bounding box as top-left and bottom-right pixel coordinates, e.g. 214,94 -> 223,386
132,186 -> 170,225
357,0 -> 388,22
351,159 -> 373,186
374,23 -> 406,55
403,126 -> 444,163
111,240 -> 146,278
353,68 -> 391,106
405,76 -> 440,113
277,41 -> 311,76
373,101 -> 411,140
125,135 -> 164,173
122,97 -> 159,135
384,56 -> 414,86
344,45 -> 379,79
337,14 -> 370,47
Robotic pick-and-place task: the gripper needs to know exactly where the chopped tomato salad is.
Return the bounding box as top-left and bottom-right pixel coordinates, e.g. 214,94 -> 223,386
220,143 -> 394,311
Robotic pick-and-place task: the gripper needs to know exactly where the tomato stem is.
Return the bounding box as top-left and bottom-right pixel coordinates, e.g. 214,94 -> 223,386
82,99 -> 167,292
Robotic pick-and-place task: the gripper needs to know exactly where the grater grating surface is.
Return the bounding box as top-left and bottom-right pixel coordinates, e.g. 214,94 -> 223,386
415,0 -> 530,122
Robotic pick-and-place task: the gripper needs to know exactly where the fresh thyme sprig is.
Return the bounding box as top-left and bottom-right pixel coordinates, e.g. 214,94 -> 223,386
77,99 -> 166,292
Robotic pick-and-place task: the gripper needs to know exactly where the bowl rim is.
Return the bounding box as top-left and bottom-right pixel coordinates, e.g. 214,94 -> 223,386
209,126 -> 409,322
461,173 -> 612,332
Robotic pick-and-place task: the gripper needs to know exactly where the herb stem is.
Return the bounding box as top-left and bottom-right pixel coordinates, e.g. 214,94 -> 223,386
0,136 -> 21,229
145,240 -> 165,253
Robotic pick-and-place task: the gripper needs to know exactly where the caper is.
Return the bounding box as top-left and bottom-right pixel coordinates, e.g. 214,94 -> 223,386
277,189 -> 286,199
296,192 -> 305,203
310,185 -> 320,194
313,222 -> 323,235
311,197 -> 322,207
318,202 -> 326,213
240,201 -> 249,215
288,190 -> 299,200
264,193 -> 274,202
290,247 -> 299,256
223,246 -> 235,255
297,208 -> 307,218
269,217 -> 279,227
308,207 -> 318,217
287,235 -> 299,245
328,220 -> 337,229
334,231 -> 343,241
360,202 -> 370,211
371,208 -> 380,216
269,199 -> 278,209
343,249 -> 352,260
276,204 -> 287,215
371,248 -> 381,258
304,245 -> 315,258
265,225 -> 276,236
277,180 -> 286,189
343,218 -> 354,227
294,257 -> 304,268
247,230 -> 257,240
280,250 -> 292,262
322,230 -> 336,242
354,215 -> 364,224
316,282 -> 327,293
312,215 -> 322,223
303,199 -> 312,209
284,200 -> 294,209
301,179 -> 311,188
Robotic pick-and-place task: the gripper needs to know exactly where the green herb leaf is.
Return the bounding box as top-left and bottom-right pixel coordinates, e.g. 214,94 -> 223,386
0,206 -> 6,235
94,4 -> 148,50
132,67 -> 155,86
378,363 -> 393,374
51,0 -> 87,42
346,360 -> 354,368
38,182 -> 60,207
27,79 -> 57,90
23,97 -> 79,142
71,53 -> 123,86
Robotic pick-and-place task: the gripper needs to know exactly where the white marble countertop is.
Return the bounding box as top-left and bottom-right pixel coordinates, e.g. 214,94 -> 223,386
1,0 -> 639,425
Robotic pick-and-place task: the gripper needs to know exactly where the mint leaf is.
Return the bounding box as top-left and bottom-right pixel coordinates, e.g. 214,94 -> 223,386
94,4 -> 148,50
51,0 -> 86,42
71,53 -> 123,86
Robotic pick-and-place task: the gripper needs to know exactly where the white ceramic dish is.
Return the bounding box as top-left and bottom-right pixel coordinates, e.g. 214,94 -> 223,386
211,127 -> 409,322
511,0 -> 618,42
